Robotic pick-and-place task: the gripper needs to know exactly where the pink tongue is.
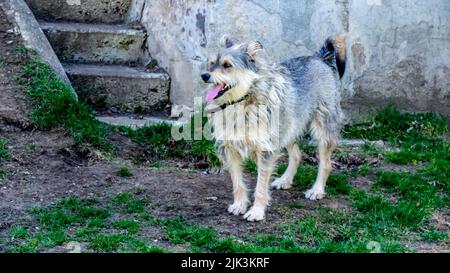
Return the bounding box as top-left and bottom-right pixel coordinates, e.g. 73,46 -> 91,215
205,85 -> 223,103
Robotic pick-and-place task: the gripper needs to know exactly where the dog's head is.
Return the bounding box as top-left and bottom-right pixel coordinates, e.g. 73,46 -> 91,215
202,36 -> 265,105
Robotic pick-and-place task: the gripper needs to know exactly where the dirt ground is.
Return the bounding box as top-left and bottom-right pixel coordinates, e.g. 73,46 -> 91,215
0,9 -> 448,253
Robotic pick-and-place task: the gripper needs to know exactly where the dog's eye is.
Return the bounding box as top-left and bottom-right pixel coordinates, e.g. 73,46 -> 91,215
223,62 -> 232,69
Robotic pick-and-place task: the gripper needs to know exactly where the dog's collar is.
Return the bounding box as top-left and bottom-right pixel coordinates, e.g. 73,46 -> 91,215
219,94 -> 250,110
204,94 -> 251,114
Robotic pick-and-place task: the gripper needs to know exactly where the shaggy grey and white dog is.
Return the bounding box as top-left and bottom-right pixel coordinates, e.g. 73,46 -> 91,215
201,35 -> 346,221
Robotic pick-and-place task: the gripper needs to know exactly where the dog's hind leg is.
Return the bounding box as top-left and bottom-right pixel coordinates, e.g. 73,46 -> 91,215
305,113 -> 336,201
244,151 -> 279,221
271,143 -> 301,190
224,147 -> 250,215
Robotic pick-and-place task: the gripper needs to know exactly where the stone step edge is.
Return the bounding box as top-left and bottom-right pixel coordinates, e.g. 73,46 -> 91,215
97,115 -> 181,130
63,63 -> 169,80
39,21 -> 146,36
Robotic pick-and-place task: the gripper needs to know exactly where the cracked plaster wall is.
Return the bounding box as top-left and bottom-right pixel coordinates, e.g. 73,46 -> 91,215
135,0 -> 450,119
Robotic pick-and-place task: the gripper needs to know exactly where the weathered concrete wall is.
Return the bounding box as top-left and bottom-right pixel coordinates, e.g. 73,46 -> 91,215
138,0 -> 450,119
344,0 -> 450,119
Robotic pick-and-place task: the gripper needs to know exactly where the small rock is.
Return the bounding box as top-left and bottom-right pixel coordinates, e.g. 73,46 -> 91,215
206,196 -> 218,201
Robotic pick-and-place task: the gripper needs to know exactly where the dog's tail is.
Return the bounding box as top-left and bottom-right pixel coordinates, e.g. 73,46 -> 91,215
316,34 -> 347,79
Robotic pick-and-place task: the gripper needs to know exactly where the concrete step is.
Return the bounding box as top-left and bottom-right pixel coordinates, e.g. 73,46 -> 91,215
64,63 -> 170,113
40,22 -> 146,65
25,0 -> 132,23
97,115 -> 181,130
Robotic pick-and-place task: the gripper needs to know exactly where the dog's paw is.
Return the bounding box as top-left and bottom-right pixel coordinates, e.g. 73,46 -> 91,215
243,206 -> 265,222
271,176 -> 293,190
304,187 -> 326,201
228,202 -> 249,215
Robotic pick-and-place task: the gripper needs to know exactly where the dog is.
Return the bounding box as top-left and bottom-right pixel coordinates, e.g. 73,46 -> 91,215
201,35 -> 346,221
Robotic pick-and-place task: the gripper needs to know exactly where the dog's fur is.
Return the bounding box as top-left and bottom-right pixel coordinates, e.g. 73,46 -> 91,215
202,35 -> 346,221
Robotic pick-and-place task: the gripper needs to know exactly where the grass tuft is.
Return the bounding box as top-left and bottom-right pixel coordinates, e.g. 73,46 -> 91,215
116,117 -> 220,168
0,139 -> 11,162
117,167 -> 133,178
21,58 -> 113,151
112,193 -> 147,214
343,105 -> 448,142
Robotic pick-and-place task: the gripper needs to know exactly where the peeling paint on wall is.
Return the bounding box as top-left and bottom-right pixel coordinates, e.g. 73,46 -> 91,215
195,10 -> 207,47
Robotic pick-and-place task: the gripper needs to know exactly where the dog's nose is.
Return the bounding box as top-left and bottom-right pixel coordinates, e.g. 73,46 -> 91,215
201,73 -> 211,83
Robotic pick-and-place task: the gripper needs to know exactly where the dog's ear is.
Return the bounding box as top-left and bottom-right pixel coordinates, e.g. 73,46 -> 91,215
220,35 -> 237,48
246,41 -> 263,59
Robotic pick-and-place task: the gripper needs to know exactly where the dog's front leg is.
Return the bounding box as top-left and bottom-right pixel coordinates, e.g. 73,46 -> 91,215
224,147 -> 249,215
244,151 -> 278,222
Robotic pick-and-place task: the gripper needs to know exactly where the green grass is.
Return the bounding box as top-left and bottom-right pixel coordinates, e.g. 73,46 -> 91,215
118,123 -> 179,158
351,115 -> 450,233
243,160 -> 257,174
115,114 -> 220,168
344,105 -> 449,165
250,161 -> 352,196
5,175 -> 448,254
152,211 -> 408,253
20,57 -> 113,151
5,194 -> 162,253
419,158 -> 450,186
343,105 -> 448,142
89,234 -> 131,252
117,167 -> 133,178
9,227 -> 29,240
420,229 -> 449,243
341,107 -> 449,244
16,45 -> 28,53
111,192 -> 147,214
375,171 -> 448,209
113,220 -> 140,234
0,139 -> 10,178
0,139 -> 11,162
